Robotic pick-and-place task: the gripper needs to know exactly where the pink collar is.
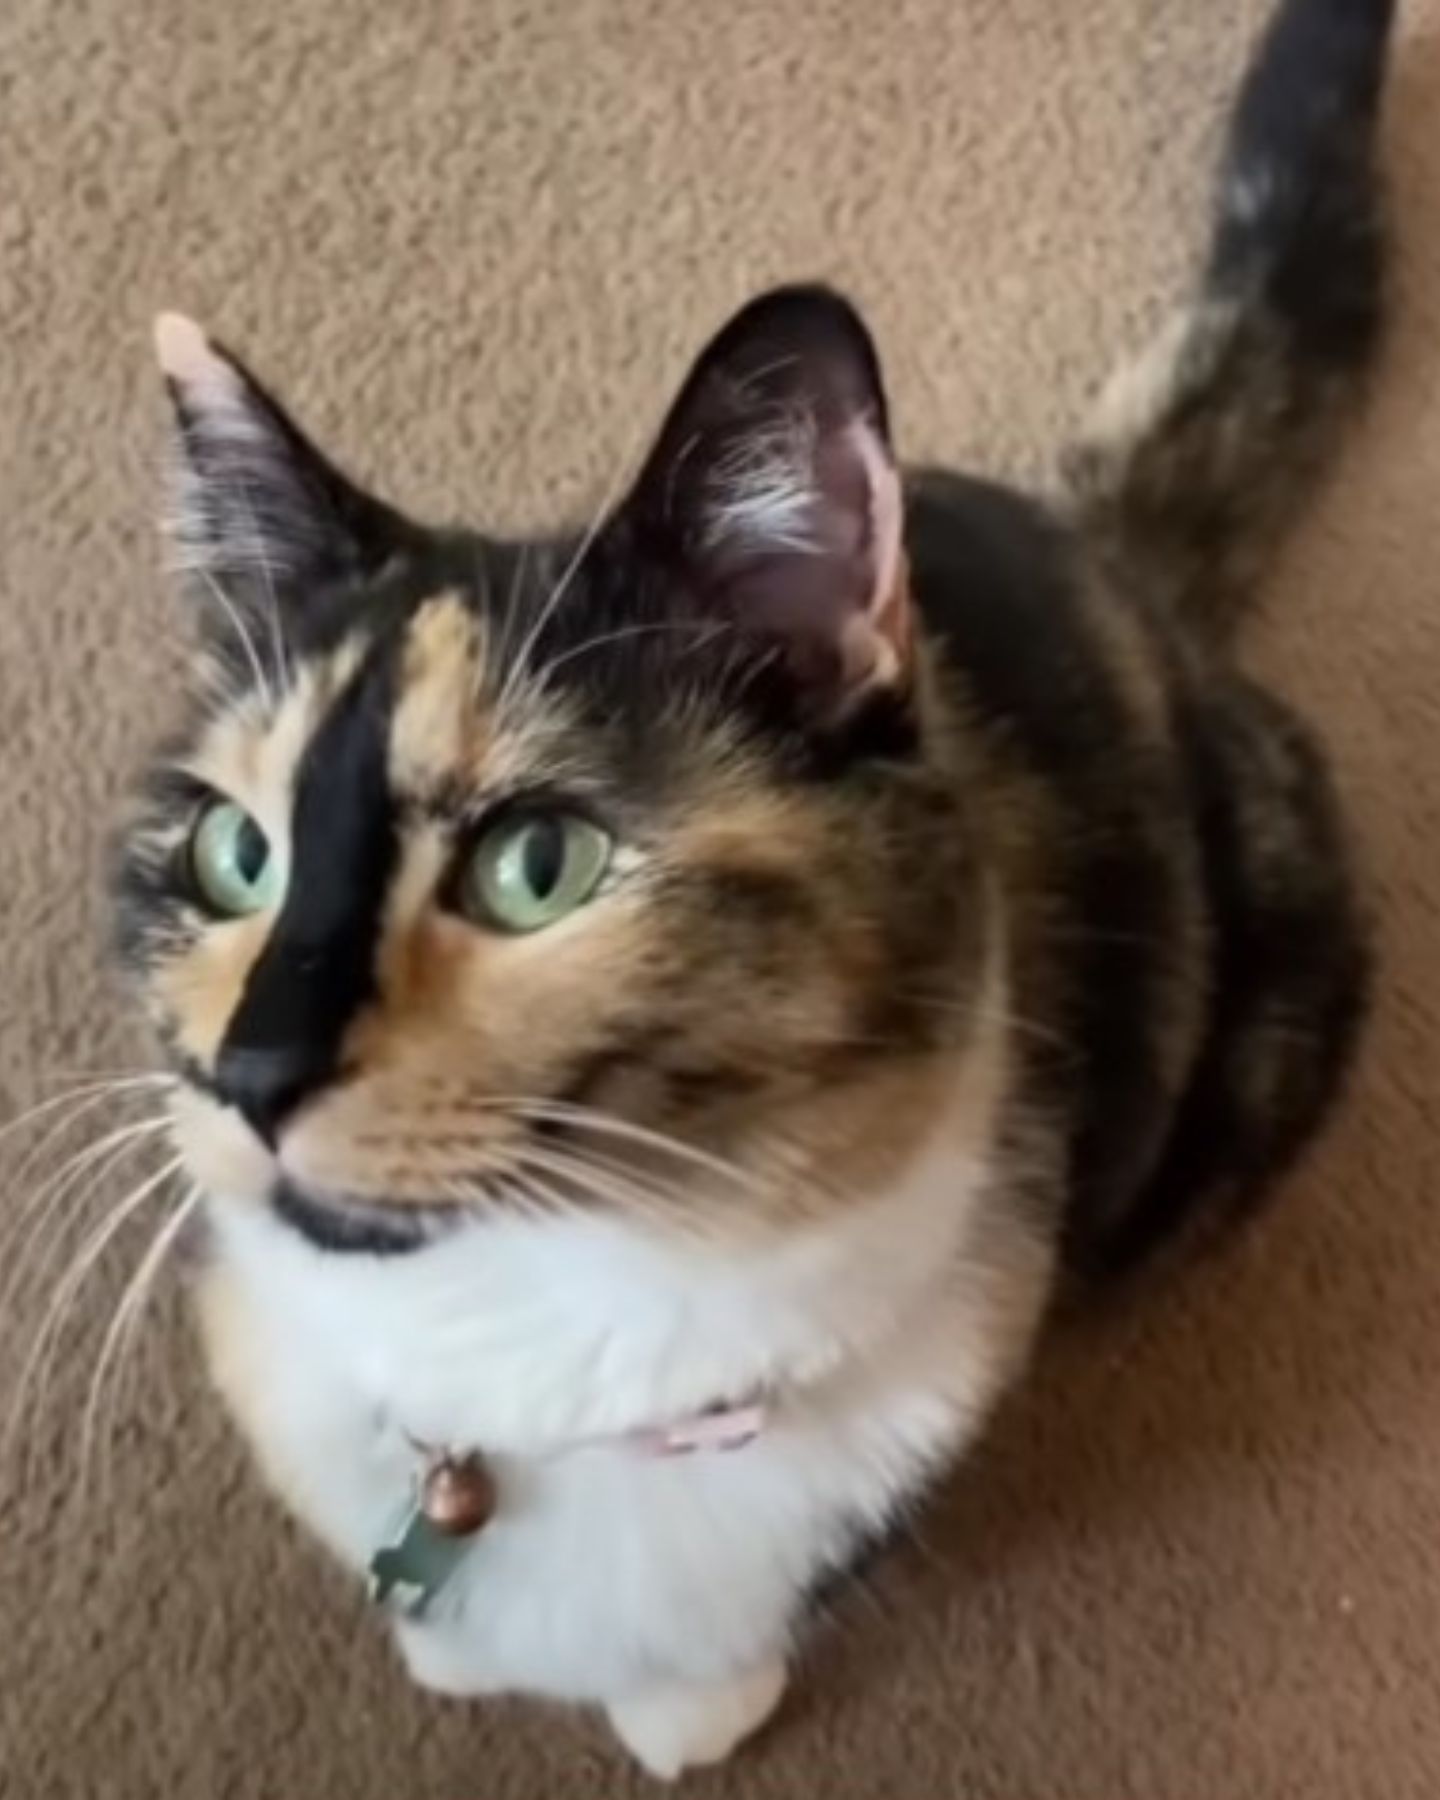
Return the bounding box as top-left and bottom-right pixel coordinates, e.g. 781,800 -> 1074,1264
619,1398 -> 768,1457
372,1398 -> 768,1613
404,1395 -> 768,1469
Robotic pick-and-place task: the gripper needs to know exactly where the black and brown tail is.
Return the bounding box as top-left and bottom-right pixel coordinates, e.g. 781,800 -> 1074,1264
1064,0 -> 1395,637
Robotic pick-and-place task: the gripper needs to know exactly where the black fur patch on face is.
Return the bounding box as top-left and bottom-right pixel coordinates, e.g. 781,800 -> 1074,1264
214,647 -> 399,1143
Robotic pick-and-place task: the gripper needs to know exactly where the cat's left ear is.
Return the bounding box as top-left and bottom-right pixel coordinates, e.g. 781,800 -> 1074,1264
153,313 -> 409,605
622,285 -> 910,721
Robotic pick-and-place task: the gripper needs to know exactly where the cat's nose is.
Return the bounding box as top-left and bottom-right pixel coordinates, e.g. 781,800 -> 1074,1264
214,1042 -> 325,1148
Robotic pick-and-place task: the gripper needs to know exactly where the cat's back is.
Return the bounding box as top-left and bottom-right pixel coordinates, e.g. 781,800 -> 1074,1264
905,466 -> 1158,771
906,465 -> 1366,1269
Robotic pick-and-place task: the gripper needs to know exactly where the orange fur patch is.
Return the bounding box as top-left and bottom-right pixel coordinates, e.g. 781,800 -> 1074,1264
389,595 -> 489,793
152,913 -> 273,1066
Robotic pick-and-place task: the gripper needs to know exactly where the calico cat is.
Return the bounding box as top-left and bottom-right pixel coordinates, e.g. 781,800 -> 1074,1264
112,0 -> 1390,1777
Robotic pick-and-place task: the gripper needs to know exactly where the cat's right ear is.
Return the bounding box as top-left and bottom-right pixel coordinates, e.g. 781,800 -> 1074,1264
617,286 -> 911,731
153,313 -> 409,612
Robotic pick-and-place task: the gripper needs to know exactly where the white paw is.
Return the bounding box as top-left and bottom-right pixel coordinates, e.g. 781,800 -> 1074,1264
606,1657 -> 788,1780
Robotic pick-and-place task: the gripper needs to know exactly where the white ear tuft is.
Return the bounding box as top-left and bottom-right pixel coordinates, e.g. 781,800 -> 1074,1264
702,404 -> 820,556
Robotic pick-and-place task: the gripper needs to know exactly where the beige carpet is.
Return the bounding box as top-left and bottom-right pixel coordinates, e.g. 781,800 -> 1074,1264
3,0 -> 1440,1793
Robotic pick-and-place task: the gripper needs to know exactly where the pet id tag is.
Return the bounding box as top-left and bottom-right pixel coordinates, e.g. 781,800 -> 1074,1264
367,1452 -> 495,1618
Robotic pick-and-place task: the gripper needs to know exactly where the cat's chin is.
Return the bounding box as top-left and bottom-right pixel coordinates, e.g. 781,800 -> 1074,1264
269,1177 -> 461,1257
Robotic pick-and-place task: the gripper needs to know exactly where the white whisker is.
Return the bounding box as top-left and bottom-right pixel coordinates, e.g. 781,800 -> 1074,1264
236,475 -> 292,695
531,618 -> 729,687
0,1074 -> 172,1162
491,542 -> 532,679
76,1184 -> 202,1504
0,1116 -> 175,1315
495,1095 -> 764,1197
496,466 -> 630,727
5,1154 -> 183,1491
1,1091 -> 163,1221
442,1175 -> 550,1228
198,566 -> 276,711
511,1140 -> 688,1227
33,1068 -> 175,1088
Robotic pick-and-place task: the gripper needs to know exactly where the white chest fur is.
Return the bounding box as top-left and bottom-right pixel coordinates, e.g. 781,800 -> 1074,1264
196,1081 -> 1051,1707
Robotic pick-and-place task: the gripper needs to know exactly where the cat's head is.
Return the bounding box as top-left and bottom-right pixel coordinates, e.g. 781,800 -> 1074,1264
112,287 -> 986,1253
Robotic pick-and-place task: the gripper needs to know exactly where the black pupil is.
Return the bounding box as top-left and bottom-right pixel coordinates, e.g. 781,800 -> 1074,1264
235,815 -> 268,885
521,818 -> 566,899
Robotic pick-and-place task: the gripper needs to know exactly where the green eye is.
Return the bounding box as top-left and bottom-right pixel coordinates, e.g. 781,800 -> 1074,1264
462,810 -> 612,934
187,799 -> 283,917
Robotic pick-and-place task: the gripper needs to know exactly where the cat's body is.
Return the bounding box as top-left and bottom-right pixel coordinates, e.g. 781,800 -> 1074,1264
112,0 -> 1391,1776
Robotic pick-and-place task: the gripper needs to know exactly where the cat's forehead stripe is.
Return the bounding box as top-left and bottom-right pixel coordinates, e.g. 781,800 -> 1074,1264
389,592 -> 488,794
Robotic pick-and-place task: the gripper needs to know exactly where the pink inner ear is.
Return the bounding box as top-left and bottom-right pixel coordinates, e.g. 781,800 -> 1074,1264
697,406 -> 913,708
838,417 -> 909,693
853,419 -> 903,619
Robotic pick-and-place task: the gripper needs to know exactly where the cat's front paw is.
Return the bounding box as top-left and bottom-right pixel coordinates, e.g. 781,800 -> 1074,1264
606,1656 -> 788,1780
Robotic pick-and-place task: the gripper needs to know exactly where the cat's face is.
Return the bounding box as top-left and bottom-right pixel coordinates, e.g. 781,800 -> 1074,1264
113,290 -> 983,1253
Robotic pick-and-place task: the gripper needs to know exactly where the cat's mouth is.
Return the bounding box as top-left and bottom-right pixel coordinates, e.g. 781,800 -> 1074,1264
270,1177 -> 463,1257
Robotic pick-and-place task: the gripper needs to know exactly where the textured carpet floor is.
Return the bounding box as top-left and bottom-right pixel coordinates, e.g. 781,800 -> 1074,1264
3,1 -> 1439,1794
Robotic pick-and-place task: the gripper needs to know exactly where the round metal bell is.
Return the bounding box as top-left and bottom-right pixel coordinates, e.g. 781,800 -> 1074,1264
421,1453 -> 496,1538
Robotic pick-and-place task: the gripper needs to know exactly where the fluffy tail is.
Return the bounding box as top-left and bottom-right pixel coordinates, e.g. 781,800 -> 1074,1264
1064,0 -> 1395,637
